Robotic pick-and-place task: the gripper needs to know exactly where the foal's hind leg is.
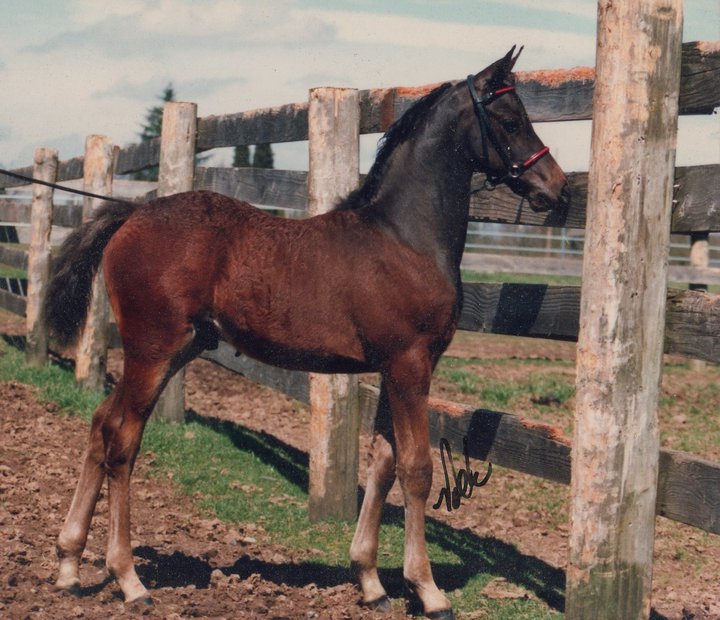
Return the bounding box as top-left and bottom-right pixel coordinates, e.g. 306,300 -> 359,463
350,384 -> 396,609
56,321 -> 199,603
102,344 -> 196,604
55,358 -> 166,603
56,395 -> 114,592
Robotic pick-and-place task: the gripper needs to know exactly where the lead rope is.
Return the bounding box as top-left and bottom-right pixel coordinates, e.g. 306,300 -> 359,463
0,168 -> 134,205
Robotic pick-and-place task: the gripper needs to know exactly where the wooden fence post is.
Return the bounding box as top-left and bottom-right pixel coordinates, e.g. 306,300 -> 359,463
566,2 -> 683,618
307,87 -> 361,521
26,147 -> 58,367
75,135 -> 114,390
152,101 -> 197,422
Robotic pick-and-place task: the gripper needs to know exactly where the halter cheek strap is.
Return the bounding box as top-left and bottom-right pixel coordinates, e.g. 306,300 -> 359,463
466,75 -> 550,190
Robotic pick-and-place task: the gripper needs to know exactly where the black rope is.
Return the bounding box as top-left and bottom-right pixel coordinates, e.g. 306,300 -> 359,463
0,168 -> 134,205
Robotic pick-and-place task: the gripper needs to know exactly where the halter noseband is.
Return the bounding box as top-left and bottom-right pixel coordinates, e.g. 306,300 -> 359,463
466,75 -> 550,191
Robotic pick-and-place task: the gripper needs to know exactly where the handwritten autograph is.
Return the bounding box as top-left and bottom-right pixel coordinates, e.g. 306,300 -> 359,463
432,437 -> 492,512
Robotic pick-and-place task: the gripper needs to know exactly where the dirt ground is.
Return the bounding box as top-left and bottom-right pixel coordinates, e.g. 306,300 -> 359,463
1,310 -> 719,619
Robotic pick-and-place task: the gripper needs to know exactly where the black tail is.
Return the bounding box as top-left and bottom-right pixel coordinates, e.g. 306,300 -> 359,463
44,201 -> 139,347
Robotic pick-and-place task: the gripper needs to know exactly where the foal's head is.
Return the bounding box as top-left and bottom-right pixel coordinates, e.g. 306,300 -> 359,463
462,47 -> 570,212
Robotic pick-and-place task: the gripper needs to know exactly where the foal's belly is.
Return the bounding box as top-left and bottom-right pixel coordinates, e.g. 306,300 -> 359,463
223,327 -> 373,374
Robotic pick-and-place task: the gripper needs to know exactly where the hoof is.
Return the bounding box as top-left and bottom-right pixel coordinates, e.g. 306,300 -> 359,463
55,574 -> 82,596
125,594 -> 154,608
426,609 -> 455,620
57,581 -> 82,597
363,594 -> 392,612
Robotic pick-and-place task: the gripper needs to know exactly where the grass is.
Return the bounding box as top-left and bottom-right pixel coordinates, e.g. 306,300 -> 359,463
0,336 -> 563,618
461,270 -> 581,286
0,260 -> 26,279
660,381 -> 720,457
460,270 -> 718,294
436,358 -> 575,410
0,338 -> 104,413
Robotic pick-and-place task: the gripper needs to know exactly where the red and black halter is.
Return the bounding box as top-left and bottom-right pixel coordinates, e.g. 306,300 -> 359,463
467,75 -> 550,190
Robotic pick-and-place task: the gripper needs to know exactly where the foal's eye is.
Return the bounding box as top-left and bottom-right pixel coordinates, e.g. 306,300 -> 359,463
502,119 -> 520,134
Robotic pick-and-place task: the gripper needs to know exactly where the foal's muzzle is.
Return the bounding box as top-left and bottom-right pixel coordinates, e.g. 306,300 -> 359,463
524,180 -> 572,213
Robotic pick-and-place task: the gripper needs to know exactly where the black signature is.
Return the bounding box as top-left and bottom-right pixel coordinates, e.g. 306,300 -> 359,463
432,437 -> 492,512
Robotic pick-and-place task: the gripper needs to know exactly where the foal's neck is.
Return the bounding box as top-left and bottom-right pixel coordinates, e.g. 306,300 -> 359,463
371,104 -> 473,282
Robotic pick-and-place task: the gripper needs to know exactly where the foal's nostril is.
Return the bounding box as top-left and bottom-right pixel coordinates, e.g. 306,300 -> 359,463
534,193 -> 552,211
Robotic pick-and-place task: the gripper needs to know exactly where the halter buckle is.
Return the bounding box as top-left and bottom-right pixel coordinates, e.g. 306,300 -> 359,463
482,178 -> 498,192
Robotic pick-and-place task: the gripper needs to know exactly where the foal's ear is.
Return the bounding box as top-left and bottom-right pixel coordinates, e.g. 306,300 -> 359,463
505,45 -> 523,72
479,45 -> 523,88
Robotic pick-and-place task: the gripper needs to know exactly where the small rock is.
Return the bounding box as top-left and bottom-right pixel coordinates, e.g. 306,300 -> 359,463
210,568 -> 226,588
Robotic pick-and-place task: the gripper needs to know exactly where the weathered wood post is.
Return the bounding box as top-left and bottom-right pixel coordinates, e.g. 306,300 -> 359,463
26,147 -> 58,366
152,101 -> 197,422
307,87 -> 361,521
567,2 -> 683,618
75,135 -> 114,390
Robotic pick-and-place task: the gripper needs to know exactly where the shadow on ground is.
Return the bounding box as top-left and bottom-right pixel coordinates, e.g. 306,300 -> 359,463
188,409 -> 567,613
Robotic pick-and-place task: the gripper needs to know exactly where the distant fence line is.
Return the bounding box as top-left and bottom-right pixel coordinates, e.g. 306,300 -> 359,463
4,194 -> 720,278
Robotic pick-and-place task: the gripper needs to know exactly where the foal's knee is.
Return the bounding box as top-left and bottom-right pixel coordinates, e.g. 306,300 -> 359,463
98,391 -> 147,465
396,458 -> 434,498
102,419 -> 144,471
57,529 -> 84,560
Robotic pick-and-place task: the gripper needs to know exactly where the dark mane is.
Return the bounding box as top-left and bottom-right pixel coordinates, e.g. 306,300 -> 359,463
335,82 -> 453,211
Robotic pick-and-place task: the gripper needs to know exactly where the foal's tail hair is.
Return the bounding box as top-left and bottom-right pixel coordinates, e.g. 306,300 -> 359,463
44,201 -> 139,347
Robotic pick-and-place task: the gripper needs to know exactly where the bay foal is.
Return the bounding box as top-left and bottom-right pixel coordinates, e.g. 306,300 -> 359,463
46,48 -> 569,618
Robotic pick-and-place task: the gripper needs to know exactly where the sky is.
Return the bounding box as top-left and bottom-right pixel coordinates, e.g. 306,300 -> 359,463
1,0 -> 718,175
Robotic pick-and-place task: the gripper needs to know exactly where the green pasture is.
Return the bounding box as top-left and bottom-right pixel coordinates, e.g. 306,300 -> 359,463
460,270 -> 580,286
0,261 -> 26,279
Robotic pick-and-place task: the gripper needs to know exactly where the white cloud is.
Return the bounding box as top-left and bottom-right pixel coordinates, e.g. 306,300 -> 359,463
313,9 -> 595,71
94,76 -> 245,103
491,0 -> 596,19
68,0 -> 148,25
27,1 -> 336,57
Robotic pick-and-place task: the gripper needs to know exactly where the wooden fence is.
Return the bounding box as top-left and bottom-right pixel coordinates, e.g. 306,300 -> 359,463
1,35 -> 719,617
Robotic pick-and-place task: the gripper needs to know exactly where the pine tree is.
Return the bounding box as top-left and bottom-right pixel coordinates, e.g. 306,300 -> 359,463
252,143 -> 274,169
233,145 -> 251,167
134,84 -> 176,181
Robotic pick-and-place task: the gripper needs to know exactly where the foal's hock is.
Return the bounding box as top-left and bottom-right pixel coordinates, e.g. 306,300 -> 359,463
46,47 -> 569,618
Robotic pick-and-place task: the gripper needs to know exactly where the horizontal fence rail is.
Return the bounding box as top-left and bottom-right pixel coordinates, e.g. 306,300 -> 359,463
3,163 -> 720,235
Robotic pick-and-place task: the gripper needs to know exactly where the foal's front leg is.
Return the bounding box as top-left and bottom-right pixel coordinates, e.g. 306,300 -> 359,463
386,349 -> 453,618
350,384 -> 396,609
